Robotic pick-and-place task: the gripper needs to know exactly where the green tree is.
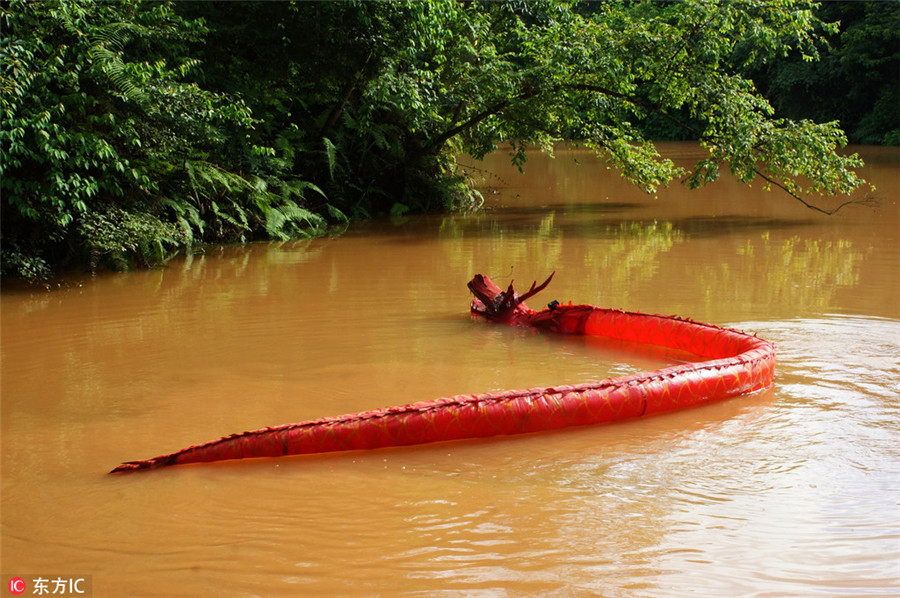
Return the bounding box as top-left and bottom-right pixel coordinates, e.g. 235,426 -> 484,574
2,0 -> 876,280
749,2 -> 900,146
1,0 -> 335,279
188,1 -> 869,218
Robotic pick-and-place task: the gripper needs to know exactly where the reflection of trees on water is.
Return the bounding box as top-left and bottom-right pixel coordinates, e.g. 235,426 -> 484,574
146,219 -> 867,325
695,233 -> 870,317
439,214 -> 685,291
439,211 -> 869,318
440,213 -> 689,311
439,212 -> 565,279
582,221 -> 685,290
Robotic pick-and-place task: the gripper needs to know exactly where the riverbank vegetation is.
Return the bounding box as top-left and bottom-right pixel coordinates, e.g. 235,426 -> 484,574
2,0 -> 896,279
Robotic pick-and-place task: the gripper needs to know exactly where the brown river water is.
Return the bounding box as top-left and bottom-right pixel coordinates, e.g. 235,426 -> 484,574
2,143 -> 898,597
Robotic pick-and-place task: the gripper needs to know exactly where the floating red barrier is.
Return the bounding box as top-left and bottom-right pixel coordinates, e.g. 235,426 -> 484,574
111,273 -> 775,473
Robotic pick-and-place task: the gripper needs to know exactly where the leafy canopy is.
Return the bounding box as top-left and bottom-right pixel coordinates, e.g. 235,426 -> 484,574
1,0 -> 877,279
187,0 -> 872,219
341,0 -> 870,208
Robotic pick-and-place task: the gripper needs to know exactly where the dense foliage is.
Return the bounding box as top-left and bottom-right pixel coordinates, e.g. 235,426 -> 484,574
1,0 -> 892,279
749,1 -> 900,146
1,0 -> 340,278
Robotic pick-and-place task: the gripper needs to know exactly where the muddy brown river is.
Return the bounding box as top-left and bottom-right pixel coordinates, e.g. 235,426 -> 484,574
2,143 -> 898,596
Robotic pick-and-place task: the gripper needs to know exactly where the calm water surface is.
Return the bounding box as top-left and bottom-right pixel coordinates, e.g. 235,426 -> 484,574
2,143 -> 899,597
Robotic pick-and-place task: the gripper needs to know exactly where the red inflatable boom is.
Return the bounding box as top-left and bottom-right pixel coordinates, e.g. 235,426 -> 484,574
111,273 -> 775,473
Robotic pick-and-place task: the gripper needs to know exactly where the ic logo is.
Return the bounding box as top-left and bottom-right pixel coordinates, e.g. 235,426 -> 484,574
8,577 -> 26,595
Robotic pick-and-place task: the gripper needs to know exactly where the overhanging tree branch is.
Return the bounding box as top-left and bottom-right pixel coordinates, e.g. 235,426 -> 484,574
424,99 -> 511,154
570,83 -> 870,215
423,75 -> 870,217
751,167 -> 877,215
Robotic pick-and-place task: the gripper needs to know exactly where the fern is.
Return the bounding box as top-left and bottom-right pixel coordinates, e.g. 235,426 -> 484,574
323,137 -> 337,180
182,160 -> 331,242
50,3 -> 152,109
325,203 -> 350,225
161,197 -> 201,243
265,205 -> 288,240
87,19 -> 155,109
369,123 -> 391,152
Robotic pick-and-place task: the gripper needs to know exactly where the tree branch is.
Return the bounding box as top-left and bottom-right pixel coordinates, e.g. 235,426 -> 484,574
424,99 -> 510,154
569,83 -> 871,215
752,167 -> 877,215
425,79 -> 871,217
